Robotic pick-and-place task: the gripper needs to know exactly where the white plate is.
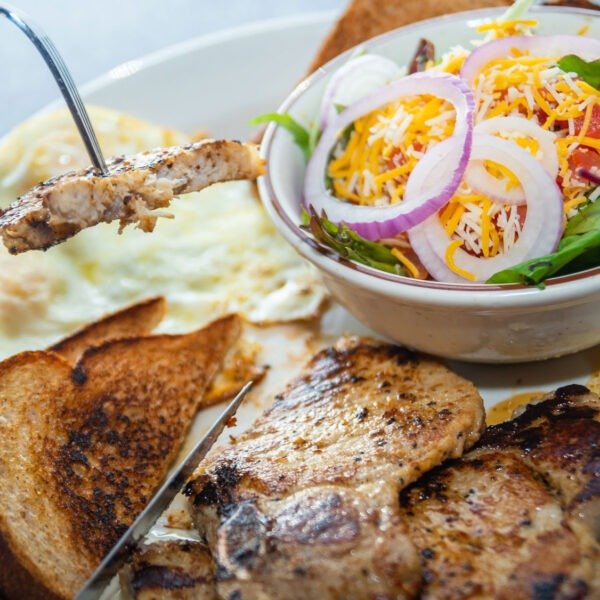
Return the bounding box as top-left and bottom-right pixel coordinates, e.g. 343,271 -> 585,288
80,10 -> 597,408
0,5 -> 592,457
82,13 -> 337,137
59,10 -> 599,596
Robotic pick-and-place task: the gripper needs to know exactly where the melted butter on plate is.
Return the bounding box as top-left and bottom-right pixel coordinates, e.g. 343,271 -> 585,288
586,346 -> 600,395
486,391 -> 548,425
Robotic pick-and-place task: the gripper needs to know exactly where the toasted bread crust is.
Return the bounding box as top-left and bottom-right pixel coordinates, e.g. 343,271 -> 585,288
0,316 -> 241,599
50,296 -> 166,363
51,315 -> 242,561
0,355 -> 71,600
0,351 -> 84,599
0,528 -> 62,600
307,0 -> 511,72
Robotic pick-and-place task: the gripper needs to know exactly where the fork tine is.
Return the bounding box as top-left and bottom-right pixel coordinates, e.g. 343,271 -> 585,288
0,3 -> 108,175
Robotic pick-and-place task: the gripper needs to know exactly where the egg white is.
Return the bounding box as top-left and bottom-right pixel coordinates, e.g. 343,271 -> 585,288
0,107 -> 327,358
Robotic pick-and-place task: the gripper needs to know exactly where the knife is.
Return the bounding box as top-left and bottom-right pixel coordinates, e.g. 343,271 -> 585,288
75,381 -> 253,600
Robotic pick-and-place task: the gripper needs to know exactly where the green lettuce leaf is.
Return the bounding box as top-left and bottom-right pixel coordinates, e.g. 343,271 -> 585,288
487,200 -> 600,285
500,0 -> 535,22
557,55 -> 600,90
564,197 -> 600,235
249,113 -> 312,161
308,211 -> 407,276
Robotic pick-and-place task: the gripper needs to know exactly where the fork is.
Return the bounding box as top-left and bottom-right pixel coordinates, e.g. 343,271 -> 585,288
0,3 -> 108,175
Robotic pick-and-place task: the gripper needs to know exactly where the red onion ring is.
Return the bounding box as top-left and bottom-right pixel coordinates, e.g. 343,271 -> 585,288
465,117 -> 559,205
318,54 -> 401,131
578,168 -> 600,186
407,134 -> 564,283
304,73 -> 475,240
461,35 -> 600,84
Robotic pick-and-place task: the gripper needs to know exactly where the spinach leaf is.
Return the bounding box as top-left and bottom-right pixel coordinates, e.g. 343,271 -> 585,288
308,211 -> 407,276
249,113 -> 313,161
557,55 -> 600,90
564,199 -> 600,235
300,207 -> 311,226
487,200 -> 600,285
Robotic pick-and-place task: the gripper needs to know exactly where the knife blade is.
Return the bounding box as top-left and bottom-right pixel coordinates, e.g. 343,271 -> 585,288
75,381 -> 253,600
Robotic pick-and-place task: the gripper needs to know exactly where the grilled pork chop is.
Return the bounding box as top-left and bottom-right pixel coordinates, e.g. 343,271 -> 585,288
0,140 -> 264,254
183,337 -> 485,600
124,539 -> 217,600
400,384 -> 600,599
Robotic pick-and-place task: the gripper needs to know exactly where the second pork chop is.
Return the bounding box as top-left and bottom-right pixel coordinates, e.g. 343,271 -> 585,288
400,384 -> 600,599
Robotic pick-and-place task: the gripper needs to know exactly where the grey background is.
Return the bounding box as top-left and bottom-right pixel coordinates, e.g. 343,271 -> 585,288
0,0 -> 345,135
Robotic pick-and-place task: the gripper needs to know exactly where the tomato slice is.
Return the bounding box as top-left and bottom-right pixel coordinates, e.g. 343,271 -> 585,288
387,148 -> 407,169
573,104 -> 600,139
569,147 -> 600,174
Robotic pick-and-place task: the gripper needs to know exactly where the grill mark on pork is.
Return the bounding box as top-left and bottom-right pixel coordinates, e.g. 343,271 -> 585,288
183,337 -> 485,599
126,539 -> 218,600
270,490 -> 360,545
216,503 -> 266,572
400,386 -> 600,599
131,566 -> 202,591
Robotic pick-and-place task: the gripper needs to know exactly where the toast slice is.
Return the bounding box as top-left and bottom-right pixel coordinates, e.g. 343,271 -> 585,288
0,314 -> 241,600
50,295 -> 260,408
50,296 -> 166,363
307,0 -> 511,72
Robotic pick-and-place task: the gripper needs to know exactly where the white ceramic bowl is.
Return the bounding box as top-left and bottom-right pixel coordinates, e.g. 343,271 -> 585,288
258,6 -> 600,363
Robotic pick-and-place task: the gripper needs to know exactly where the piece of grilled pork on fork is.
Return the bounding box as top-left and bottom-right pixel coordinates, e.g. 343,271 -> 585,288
0,140 -> 264,254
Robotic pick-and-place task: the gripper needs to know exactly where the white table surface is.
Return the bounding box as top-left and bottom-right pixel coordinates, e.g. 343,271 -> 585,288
0,0 -> 345,135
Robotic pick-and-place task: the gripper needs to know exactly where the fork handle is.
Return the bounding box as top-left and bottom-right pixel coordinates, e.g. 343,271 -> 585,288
0,3 -> 108,175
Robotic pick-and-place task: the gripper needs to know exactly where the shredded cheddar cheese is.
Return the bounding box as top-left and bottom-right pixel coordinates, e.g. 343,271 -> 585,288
469,46 -> 598,219
480,197 -> 492,258
474,18 -> 538,38
327,94 -> 456,206
444,203 -> 465,236
564,195 -> 589,216
323,19 -> 598,280
577,24 -> 591,36
578,101 -> 595,142
391,248 -> 420,278
445,240 -> 477,281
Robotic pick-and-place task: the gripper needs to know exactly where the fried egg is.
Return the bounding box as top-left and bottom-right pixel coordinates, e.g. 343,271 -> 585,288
0,107 -> 327,358
0,105 -> 189,206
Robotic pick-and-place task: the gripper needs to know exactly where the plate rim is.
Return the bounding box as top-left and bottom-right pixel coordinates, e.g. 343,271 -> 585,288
0,11 -> 339,149
41,11 -> 338,116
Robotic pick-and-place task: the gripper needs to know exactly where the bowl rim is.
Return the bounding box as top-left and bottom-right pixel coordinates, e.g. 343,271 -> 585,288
259,4 -> 600,304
